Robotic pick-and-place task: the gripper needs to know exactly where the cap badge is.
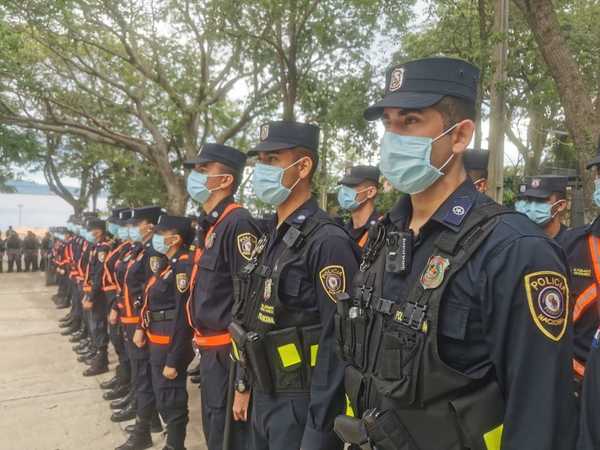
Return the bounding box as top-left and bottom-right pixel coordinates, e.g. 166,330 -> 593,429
389,67 -> 405,92
260,124 -> 269,141
532,178 -> 541,188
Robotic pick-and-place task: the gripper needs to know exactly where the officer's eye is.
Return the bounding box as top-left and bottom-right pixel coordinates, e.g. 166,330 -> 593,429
404,115 -> 419,125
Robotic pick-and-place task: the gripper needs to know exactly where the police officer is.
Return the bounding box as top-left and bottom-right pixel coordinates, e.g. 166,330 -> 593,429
337,165 -> 382,248
40,231 -> 51,272
334,57 -> 577,450
0,231 -> 5,273
23,230 -> 40,272
137,214 -> 194,450
464,148 -> 489,193
515,175 -> 569,241
184,143 -> 261,450
115,205 -> 164,450
6,229 -> 22,272
101,209 -> 134,400
577,326 -> 600,449
231,121 -> 359,450
559,141 -> 600,381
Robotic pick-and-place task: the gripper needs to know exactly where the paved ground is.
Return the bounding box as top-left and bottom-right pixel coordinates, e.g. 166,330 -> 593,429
0,272 -> 207,450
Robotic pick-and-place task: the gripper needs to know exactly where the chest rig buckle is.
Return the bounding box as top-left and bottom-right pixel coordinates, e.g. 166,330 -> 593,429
400,302 -> 427,331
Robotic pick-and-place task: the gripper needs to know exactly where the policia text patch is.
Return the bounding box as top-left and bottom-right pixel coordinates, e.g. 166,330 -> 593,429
524,271 -> 569,342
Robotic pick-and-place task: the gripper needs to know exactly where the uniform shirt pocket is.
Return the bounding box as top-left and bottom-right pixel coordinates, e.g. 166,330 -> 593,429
439,299 -> 470,341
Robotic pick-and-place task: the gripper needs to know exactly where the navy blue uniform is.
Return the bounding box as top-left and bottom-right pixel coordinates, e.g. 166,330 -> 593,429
188,196 -> 261,450
249,198 -> 359,450
373,181 -> 576,449
344,210 -> 381,246
577,326 -> 600,449
84,239 -> 112,354
558,217 -> 600,379
142,248 -> 193,450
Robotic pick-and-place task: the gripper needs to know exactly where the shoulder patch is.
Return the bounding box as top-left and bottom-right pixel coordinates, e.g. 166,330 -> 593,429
524,271 -> 569,342
572,267 -> 592,278
149,256 -> 161,274
97,251 -> 106,263
319,265 -> 346,302
176,272 -> 189,293
237,233 -> 257,261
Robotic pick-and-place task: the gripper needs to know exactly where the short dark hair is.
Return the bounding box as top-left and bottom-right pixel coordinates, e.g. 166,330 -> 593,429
467,169 -> 488,180
294,148 -> 318,181
216,162 -> 241,194
431,96 -> 476,128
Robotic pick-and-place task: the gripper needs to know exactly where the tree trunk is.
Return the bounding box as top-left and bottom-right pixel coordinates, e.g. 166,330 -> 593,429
512,0 -> 600,205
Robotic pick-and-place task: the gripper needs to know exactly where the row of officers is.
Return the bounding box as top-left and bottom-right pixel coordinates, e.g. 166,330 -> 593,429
47,56 -> 600,450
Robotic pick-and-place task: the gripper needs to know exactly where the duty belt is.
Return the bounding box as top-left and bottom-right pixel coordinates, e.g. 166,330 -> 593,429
149,309 -> 176,322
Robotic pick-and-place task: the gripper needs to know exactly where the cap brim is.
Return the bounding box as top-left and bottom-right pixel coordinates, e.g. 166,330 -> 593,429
337,176 -> 363,186
587,155 -> 600,169
183,155 -> 214,168
518,188 -> 552,199
248,141 -> 297,156
364,92 -> 444,121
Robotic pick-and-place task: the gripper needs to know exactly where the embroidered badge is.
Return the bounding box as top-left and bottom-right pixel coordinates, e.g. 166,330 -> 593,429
149,256 -> 161,274
531,178 -> 541,189
176,272 -> 189,293
97,251 -> 106,263
420,255 -> 450,290
524,271 -> 569,342
260,124 -> 269,141
572,267 -> 592,278
388,67 -> 405,92
319,265 -> 346,302
263,278 -> 273,301
237,233 -> 257,261
206,232 -> 216,249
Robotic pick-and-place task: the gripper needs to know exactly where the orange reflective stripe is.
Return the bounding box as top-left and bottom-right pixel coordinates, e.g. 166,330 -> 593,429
590,235 -> 600,283
358,231 -> 369,248
123,259 -> 136,318
574,284 -> 597,322
120,316 -> 140,324
573,358 -> 585,378
185,203 -> 242,336
193,331 -> 231,347
146,331 -> 171,345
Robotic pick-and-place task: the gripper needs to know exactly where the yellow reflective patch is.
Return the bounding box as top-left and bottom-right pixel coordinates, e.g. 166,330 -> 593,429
345,394 -> 355,417
277,343 -> 301,368
483,424 -> 503,450
231,340 -> 240,361
310,344 -> 319,367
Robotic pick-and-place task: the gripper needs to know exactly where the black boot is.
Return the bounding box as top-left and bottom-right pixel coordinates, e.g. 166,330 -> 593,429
83,351 -> 108,374
77,350 -> 97,363
68,329 -> 86,342
60,323 -> 80,336
114,428 -> 152,450
59,312 -> 72,323
111,389 -> 134,410
103,384 -> 129,400
73,340 -> 89,352
110,402 -> 137,422
100,374 -> 121,390
75,343 -> 91,355
58,319 -> 74,328
55,299 -> 70,309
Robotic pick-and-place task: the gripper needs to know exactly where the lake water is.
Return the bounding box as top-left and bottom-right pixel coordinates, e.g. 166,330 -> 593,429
0,193 -> 107,232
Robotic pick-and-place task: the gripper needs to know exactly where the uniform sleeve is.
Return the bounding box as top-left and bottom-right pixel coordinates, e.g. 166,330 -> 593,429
301,232 -> 359,450
90,244 -> 109,300
165,258 -> 193,368
577,329 -> 600,450
481,235 -> 577,450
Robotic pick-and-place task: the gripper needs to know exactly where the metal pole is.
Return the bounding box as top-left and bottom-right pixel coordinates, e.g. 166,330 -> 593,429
487,0 -> 509,203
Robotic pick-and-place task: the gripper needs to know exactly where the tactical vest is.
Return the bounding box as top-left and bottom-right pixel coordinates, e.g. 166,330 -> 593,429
231,214 -> 340,394
337,202 -> 511,450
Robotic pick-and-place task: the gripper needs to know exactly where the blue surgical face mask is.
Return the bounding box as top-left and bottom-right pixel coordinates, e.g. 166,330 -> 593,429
515,199 -> 556,225
187,171 -> 226,204
379,124 -> 458,194
128,227 -> 142,243
337,185 -> 368,211
594,179 -> 600,208
252,158 -> 304,206
117,226 -> 130,241
107,222 -> 118,236
152,234 -> 168,255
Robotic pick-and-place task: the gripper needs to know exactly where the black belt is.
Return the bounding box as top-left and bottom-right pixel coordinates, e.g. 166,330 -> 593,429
149,309 -> 176,322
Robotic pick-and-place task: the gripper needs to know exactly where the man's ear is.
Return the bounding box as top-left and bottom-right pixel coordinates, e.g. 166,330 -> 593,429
297,156 -> 314,180
451,120 -> 475,155
220,173 -> 235,190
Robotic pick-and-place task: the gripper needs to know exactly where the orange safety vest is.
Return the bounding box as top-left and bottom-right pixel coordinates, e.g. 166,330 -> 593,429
120,254 -> 143,325
572,235 -> 600,378
185,203 -> 241,348
357,230 -> 369,248
102,241 -> 129,292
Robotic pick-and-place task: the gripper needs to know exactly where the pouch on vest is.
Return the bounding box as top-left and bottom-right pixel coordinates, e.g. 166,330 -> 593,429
364,408 -> 419,450
450,381 -> 505,450
300,324 -> 321,387
266,327 -> 305,391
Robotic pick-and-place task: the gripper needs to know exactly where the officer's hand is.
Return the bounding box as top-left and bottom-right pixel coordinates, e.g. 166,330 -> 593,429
82,299 -> 93,310
233,391 -> 251,422
108,308 -> 118,325
133,329 -> 146,348
163,366 -> 178,380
